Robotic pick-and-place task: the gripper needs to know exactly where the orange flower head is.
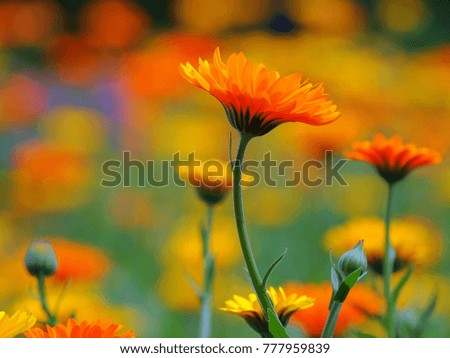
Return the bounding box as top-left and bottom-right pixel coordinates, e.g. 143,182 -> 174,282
345,134 -> 441,184
25,318 -> 135,338
180,48 -> 339,137
285,282 -> 383,337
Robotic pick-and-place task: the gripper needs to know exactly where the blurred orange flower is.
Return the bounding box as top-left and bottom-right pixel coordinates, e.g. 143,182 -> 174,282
345,134 -> 441,183
50,238 -> 111,282
180,48 -> 339,137
50,35 -> 103,86
0,75 -> 47,130
285,282 -> 383,337
122,33 -> 219,98
81,0 -> 150,50
0,0 -> 61,46
11,142 -> 92,213
25,318 -> 135,338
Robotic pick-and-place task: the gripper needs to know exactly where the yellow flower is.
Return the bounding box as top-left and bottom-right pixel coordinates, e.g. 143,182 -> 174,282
324,217 -> 443,274
0,311 -> 36,338
220,287 -> 314,337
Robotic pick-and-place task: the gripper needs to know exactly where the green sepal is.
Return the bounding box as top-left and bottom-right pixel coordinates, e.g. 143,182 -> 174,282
332,267 -> 362,303
262,248 -> 288,289
268,308 -> 289,338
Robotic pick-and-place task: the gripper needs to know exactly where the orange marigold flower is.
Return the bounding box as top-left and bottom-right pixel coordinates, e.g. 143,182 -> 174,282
50,238 -> 111,282
345,134 -> 441,184
285,282 -> 383,337
25,318 -> 135,338
180,48 -> 339,137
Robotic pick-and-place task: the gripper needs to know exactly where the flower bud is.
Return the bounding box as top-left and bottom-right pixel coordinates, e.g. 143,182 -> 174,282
337,240 -> 367,278
25,240 -> 58,277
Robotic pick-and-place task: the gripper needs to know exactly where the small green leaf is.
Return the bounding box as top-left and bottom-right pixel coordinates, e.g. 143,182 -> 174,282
262,248 -> 288,288
268,309 -> 289,338
392,266 -> 414,305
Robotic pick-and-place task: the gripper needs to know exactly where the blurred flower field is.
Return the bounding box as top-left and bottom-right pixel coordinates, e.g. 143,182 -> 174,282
0,0 -> 449,338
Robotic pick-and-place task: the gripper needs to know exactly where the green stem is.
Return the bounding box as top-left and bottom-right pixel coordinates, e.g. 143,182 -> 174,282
383,183 -> 395,337
37,273 -> 57,326
321,301 -> 343,338
199,205 -> 214,338
232,134 -> 276,327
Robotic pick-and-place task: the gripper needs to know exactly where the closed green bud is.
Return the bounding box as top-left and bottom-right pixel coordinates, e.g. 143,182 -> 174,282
337,240 -> 367,278
25,240 -> 58,277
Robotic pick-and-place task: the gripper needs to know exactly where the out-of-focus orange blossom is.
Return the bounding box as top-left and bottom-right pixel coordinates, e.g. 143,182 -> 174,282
121,33 -> 219,98
49,34 -> 104,86
0,0 -> 62,47
285,282 -> 384,337
11,141 -> 92,213
81,0 -> 150,51
50,238 -> 111,282
0,75 -> 47,130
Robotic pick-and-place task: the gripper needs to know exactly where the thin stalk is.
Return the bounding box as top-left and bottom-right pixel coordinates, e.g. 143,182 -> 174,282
321,301 -> 343,338
37,273 -> 56,326
232,134 -> 276,325
383,183 -> 395,337
199,205 -> 214,338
